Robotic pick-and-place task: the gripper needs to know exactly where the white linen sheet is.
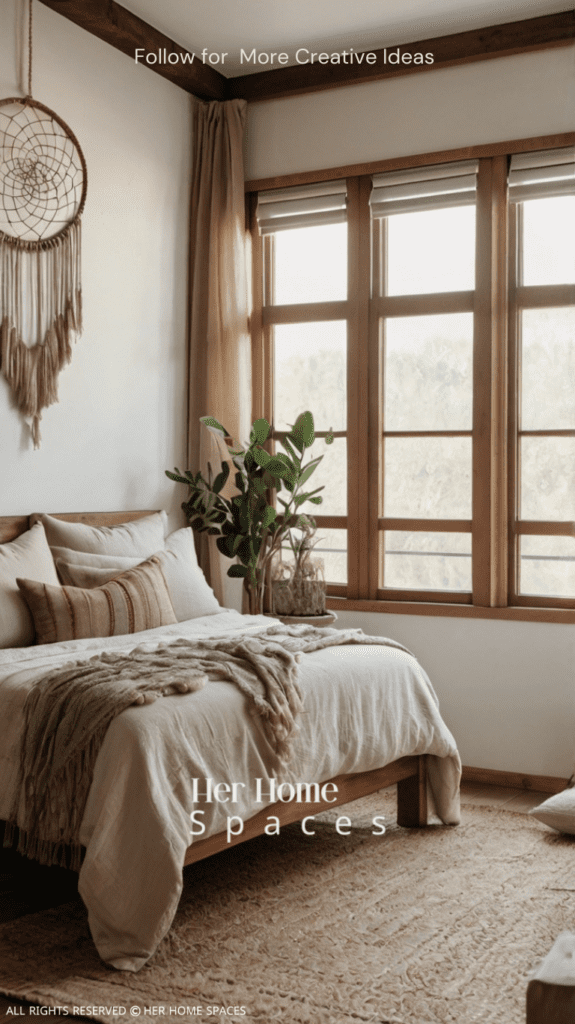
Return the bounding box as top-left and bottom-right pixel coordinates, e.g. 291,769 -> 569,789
0,611 -> 461,972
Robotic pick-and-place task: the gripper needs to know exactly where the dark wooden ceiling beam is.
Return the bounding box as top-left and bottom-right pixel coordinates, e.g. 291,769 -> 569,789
35,3 -> 574,104
37,0 -> 226,100
227,9 -> 575,102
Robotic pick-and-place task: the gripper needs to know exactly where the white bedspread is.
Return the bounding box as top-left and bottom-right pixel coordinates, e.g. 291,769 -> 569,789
0,611 -> 461,972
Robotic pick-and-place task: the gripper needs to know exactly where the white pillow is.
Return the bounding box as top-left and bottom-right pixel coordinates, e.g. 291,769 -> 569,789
53,548 -> 140,574
56,528 -> 221,622
529,788 -> 575,834
32,511 -> 168,557
0,523 -> 60,648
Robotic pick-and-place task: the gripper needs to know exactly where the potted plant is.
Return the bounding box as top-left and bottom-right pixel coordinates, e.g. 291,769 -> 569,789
166,411 -> 332,616
271,517 -> 326,617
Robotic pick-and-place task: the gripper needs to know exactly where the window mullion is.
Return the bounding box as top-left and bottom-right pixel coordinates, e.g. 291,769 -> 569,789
472,155 -> 509,607
370,218 -> 385,597
249,193 -> 267,425
346,176 -> 371,599
507,202 -> 520,603
491,155 -> 510,607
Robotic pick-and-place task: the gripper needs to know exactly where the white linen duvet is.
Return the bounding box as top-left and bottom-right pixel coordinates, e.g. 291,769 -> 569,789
0,611 -> 461,971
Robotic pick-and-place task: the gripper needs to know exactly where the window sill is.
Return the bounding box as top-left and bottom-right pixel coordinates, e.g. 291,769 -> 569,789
326,596 -> 575,624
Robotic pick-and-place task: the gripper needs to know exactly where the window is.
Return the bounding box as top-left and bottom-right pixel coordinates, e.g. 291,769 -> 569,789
249,137 -> 575,620
508,149 -> 575,608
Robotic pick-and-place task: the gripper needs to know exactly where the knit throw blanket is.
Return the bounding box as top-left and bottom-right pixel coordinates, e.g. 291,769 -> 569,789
6,624 -> 412,870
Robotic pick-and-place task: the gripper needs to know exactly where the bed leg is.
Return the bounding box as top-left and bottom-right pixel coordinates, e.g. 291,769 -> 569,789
397,755 -> 428,827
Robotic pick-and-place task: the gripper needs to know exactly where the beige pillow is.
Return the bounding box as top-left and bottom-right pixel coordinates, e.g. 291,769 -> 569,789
32,511 -> 168,557
17,557 -> 177,645
0,524 -> 60,648
53,548 -> 140,575
530,789 -> 575,835
56,528 -> 221,622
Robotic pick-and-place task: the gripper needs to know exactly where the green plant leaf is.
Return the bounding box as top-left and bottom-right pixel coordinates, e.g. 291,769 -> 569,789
274,452 -> 295,471
165,469 -> 189,485
236,538 -> 252,563
279,435 -> 300,463
212,461 -> 230,494
251,447 -> 271,467
297,458 -> 323,486
261,505 -> 277,528
228,564 -> 248,578
251,476 -> 267,495
294,485 -> 324,506
325,428 -> 334,445
292,411 -> 315,449
265,457 -> 291,477
307,496 -> 323,504
286,428 -> 303,453
251,418 -> 271,444
200,415 -> 228,435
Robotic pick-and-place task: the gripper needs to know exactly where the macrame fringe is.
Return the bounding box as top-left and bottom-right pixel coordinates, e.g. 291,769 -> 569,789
3,818 -> 84,873
0,219 -> 82,448
5,722 -> 107,873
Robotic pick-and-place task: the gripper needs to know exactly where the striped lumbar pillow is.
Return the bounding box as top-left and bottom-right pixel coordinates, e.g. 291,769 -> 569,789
16,556 -> 177,645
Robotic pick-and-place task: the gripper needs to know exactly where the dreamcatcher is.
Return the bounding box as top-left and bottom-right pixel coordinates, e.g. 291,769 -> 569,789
0,0 -> 87,447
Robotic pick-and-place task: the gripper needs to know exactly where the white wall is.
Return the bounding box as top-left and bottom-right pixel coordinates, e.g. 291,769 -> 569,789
245,46 -> 575,179
0,1 -> 192,526
246,47 -> 575,779
334,611 -> 575,780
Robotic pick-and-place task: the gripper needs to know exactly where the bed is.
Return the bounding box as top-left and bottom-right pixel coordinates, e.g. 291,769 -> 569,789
0,511 -> 461,972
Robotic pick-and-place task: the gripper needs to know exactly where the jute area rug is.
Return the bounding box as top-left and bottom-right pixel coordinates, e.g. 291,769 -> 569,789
1,792 -> 574,1024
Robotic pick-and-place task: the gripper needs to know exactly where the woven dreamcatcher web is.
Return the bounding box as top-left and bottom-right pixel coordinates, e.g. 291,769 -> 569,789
0,0 -> 87,447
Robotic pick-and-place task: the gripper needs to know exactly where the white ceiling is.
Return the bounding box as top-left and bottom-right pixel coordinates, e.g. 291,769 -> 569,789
119,0 -> 571,75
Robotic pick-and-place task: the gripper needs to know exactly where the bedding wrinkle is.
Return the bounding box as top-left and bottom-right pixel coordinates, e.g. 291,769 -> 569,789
0,611 -> 461,972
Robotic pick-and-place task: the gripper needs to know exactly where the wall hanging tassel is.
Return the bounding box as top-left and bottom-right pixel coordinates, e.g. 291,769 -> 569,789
0,0 -> 87,447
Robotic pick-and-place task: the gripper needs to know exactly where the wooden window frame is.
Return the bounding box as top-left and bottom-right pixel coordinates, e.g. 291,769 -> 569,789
508,202 -> 575,610
373,190 -> 476,606
248,132 -> 575,624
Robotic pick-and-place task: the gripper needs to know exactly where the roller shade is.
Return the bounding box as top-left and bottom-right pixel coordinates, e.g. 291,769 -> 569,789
370,160 -> 479,218
257,180 -> 347,234
508,147 -> 575,203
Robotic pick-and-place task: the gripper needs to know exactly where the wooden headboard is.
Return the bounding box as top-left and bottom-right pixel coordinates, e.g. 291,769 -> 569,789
0,511 -> 157,545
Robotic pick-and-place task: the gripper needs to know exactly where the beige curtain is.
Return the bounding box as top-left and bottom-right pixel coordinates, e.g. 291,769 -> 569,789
187,98 -> 251,604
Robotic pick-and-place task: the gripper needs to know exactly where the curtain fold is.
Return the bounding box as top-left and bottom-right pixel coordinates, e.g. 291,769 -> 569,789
187,98 -> 251,605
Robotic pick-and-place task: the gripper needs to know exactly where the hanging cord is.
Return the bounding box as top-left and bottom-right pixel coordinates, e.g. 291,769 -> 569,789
26,0 -> 33,100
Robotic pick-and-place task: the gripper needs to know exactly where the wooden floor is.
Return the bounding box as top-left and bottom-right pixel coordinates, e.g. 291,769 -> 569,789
0,782 -> 551,1020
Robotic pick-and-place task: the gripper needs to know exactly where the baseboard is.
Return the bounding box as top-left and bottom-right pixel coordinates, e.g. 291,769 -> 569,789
462,765 -> 568,794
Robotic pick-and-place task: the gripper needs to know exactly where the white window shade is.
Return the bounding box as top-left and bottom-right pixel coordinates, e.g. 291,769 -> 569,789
257,180 -> 347,234
509,147 -> 575,203
370,160 -> 479,218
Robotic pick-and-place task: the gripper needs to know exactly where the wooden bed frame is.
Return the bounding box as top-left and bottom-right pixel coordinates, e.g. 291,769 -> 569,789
1,510 -> 429,869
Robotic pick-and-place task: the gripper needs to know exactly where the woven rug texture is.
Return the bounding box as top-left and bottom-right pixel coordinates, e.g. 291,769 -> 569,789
1,794 -> 574,1024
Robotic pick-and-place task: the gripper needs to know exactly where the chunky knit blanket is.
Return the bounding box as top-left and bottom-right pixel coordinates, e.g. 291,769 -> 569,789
7,624 -> 411,870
